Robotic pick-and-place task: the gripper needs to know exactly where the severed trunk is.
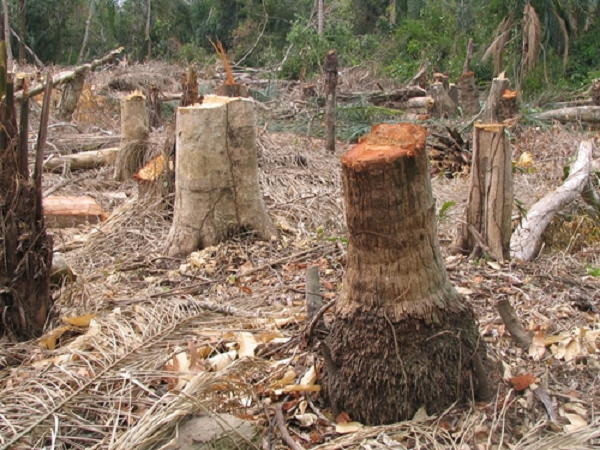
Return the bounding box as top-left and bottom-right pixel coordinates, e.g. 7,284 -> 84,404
430,81 -> 457,118
325,123 -> 492,424
114,91 -> 149,181
58,69 -> 88,121
165,96 -> 276,257
453,124 -> 513,261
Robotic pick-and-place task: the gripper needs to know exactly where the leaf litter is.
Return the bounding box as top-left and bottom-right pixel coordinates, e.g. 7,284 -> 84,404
1,64 -> 600,450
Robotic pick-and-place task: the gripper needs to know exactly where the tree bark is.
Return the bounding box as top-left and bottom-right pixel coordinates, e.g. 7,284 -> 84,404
58,69 -> 88,121
114,92 -> 148,181
17,0 -> 25,64
317,0 -> 324,35
511,140 -> 595,261
2,0 -> 12,70
462,38 -> 474,74
458,72 -> 480,116
324,49 -> 337,152
482,76 -> 510,123
325,123 -> 492,425
453,124 -> 513,261
78,0 -> 94,64
166,96 -> 276,257
145,0 -> 151,61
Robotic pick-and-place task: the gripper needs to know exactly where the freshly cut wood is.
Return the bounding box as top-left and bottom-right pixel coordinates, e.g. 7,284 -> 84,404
325,123 -> 492,424
43,147 -> 118,172
511,140 -> 595,261
530,106 -> 600,125
501,89 -> 518,120
454,124 -> 513,261
114,91 -> 148,181
458,72 -> 480,116
43,196 -> 106,228
166,95 -> 276,257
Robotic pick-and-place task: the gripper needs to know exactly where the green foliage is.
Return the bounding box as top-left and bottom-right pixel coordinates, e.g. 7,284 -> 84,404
438,201 -> 456,222
586,265 -> 600,277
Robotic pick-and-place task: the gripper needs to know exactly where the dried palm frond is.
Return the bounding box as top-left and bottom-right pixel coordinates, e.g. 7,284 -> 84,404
521,2 -> 541,76
482,15 -> 513,76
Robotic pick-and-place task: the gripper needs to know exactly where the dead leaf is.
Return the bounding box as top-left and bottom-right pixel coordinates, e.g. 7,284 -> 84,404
300,365 -> 317,386
295,413 -> 318,427
335,412 -> 351,423
39,325 -> 74,350
412,405 -> 430,420
237,332 -> 258,358
236,285 -> 253,295
282,384 -> 321,392
335,422 -> 363,434
529,331 -> 546,361
509,373 -> 536,391
322,280 -> 334,290
208,350 -> 237,371
62,313 -> 96,327
564,413 -> 588,432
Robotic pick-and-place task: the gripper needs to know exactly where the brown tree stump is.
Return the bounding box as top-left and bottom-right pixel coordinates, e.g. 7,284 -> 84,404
458,72 -> 480,116
430,81 -> 457,118
58,69 -> 88,121
165,95 -> 276,257
114,91 -> 149,181
482,76 -> 511,123
453,124 -> 513,261
325,123 -> 492,425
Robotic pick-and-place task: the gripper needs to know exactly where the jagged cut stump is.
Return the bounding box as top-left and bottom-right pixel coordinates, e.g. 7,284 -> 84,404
325,123 -> 491,425
453,123 -> 513,261
166,95 -> 276,257
458,72 -> 480,116
114,91 -> 148,181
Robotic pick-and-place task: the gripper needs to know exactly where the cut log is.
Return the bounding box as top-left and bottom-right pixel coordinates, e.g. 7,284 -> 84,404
402,96 -> 434,109
511,140 -> 595,261
453,124 -> 513,261
530,106 -> 600,125
114,91 -> 149,181
49,134 -> 120,153
335,86 -> 427,104
165,95 -> 277,257
43,196 -> 106,228
325,123 -> 492,424
43,147 -> 119,172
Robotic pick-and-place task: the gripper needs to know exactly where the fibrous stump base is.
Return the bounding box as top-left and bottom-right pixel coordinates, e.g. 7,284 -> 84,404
325,123 -> 492,425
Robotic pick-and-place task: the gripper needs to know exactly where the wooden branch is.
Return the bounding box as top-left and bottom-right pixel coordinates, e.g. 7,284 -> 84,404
275,404 -> 304,450
10,27 -> 44,68
511,140 -> 595,261
15,47 -> 123,101
43,147 -> 119,172
34,73 -> 52,223
462,38 -> 474,75
497,299 -> 532,349
335,86 -> 427,104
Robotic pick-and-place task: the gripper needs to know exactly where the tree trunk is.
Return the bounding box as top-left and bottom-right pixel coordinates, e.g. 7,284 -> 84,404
166,96 -> 276,257
453,124 -> 513,261
324,49 -> 337,152
1,51 -> 53,341
325,123 -> 492,425
78,0 -> 94,64
317,0 -> 324,36
2,0 -> 12,70
145,0 -> 151,61
389,0 -> 396,25
458,72 -> 480,116
114,92 -> 148,181
17,0 -> 25,64
58,68 -> 88,121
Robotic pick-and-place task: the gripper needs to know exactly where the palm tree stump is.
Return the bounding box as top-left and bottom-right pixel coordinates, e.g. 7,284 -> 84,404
325,123 -> 491,424
166,95 -> 276,257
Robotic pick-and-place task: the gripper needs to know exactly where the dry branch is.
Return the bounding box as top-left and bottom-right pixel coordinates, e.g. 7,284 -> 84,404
43,147 -> 119,172
511,140 -> 595,261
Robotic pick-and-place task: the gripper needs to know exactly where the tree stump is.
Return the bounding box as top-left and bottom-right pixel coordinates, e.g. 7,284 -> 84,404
165,95 -> 276,257
430,81 -> 457,118
458,72 -> 480,116
453,124 -> 513,261
325,123 -> 492,425
482,76 -> 510,123
114,91 -> 149,181
58,69 -> 88,121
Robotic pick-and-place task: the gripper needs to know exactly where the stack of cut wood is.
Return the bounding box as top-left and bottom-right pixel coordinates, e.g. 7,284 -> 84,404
428,127 -> 471,177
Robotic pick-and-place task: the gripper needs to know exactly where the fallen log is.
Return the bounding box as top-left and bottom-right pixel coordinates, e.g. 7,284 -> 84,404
511,140 -> 595,261
49,134 -> 120,153
43,196 -> 107,228
43,147 -> 119,172
531,106 -> 600,124
402,96 -> 434,109
334,86 -> 427,104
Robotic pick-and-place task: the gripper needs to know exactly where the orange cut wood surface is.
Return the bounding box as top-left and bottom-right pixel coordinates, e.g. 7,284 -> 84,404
342,123 -> 427,166
44,196 -> 107,228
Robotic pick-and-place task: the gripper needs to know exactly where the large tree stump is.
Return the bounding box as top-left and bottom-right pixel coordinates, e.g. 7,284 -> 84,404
325,123 -> 492,425
114,91 -> 149,181
482,76 -> 514,123
453,124 -> 513,261
166,96 -> 276,257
